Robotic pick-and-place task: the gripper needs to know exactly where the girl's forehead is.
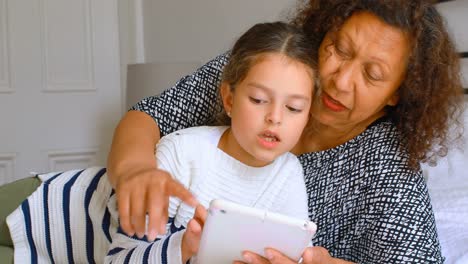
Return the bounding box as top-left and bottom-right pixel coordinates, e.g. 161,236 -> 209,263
252,51 -> 315,68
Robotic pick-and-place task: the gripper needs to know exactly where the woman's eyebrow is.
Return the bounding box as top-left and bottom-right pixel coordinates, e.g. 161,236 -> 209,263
340,31 -> 390,73
337,32 -> 353,47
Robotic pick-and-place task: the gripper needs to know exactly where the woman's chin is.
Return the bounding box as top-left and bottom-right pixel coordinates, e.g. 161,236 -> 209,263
311,111 -> 340,127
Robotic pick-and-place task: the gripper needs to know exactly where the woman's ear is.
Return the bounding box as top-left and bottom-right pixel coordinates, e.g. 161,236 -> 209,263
220,82 -> 234,113
386,92 -> 399,106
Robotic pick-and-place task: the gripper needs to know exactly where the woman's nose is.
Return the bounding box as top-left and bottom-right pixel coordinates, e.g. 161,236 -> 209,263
333,60 -> 355,92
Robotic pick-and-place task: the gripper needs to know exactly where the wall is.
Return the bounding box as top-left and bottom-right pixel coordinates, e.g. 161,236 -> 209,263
141,0 -> 298,63
126,61 -> 202,108
424,1 -> 468,182
423,107 -> 468,182
123,0 -> 297,108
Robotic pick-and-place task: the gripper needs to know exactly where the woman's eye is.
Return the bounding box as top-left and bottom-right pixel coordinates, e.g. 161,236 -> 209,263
249,97 -> 266,104
365,70 -> 382,82
286,106 -> 303,113
334,45 -> 350,58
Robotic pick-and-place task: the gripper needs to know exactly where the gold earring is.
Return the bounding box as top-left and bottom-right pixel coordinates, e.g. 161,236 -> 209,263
227,111 -> 231,117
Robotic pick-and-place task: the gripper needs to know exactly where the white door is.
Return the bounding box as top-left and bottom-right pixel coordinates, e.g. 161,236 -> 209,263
0,0 -> 122,184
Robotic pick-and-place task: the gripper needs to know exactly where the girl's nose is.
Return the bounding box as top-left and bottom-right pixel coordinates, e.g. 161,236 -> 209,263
265,106 -> 282,125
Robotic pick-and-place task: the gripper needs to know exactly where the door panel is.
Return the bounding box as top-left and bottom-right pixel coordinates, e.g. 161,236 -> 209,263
0,0 -> 122,184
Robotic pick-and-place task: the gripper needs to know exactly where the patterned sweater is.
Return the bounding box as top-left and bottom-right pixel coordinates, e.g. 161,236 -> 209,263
131,53 -> 444,263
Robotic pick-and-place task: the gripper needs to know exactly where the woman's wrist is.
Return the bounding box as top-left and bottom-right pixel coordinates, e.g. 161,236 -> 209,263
107,110 -> 161,187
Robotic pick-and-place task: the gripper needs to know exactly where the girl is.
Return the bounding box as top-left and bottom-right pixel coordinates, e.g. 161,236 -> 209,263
105,21 -> 318,263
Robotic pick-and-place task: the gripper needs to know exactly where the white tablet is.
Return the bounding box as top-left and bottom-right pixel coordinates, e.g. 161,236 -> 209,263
196,199 -> 316,264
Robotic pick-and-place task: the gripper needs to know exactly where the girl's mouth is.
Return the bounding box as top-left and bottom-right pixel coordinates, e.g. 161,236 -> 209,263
258,131 -> 280,148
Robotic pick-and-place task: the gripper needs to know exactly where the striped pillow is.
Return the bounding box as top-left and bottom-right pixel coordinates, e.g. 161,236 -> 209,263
6,167 -> 115,263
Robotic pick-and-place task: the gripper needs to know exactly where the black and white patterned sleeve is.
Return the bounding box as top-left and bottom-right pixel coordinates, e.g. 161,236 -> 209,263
300,121 -> 444,263
131,53 -> 230,136
357,168 -> 444,263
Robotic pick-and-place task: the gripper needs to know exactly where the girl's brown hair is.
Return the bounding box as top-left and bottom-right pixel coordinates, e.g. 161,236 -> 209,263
293,0 -> 464,168
215,22 -> 318,125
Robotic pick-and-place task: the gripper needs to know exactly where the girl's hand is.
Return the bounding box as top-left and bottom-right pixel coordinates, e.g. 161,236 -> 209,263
232,247 -> 355,264
116,166 -> 198,241
181,205 -> 208,263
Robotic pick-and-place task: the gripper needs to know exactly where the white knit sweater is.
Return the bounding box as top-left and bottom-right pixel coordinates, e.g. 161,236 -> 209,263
106,126 -> 308,264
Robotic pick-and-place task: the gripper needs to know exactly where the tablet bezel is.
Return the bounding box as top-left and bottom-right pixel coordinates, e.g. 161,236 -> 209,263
196,199 -> 316,263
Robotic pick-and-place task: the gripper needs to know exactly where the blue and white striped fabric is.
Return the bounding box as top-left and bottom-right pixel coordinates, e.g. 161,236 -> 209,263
7,167 -> 115,264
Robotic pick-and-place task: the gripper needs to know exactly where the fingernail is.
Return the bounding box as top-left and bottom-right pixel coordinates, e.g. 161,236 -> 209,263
242,253 -> 252,263
147,230 -> 156,241
265,249 -> 273,260
123,228 -> 135,237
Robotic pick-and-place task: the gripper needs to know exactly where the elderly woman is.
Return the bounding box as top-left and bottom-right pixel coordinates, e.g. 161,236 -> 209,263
107,0 -> 464,263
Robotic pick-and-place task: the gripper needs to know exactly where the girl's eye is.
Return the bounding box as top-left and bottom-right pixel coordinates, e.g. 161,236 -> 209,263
249,97 -> 266,104
286,106 -> 303,113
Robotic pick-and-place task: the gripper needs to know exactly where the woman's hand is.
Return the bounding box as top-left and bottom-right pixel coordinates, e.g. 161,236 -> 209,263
233,247 -> 355,264
181,205 -> 208,263
108,111 -> 198,241
116,166 -> 198,241
107,111 -> 194,239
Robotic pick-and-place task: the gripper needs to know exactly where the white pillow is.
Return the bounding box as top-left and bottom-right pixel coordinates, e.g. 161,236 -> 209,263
427,175 -> 468,264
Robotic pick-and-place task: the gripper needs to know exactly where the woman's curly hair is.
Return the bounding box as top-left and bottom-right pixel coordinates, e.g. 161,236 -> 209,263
292,0 -> 465,168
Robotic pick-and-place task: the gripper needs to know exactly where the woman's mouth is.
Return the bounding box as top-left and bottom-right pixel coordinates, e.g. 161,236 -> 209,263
321,92 -> 347,112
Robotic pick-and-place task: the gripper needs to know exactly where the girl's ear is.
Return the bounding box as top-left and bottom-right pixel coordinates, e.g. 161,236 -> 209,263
220,82 -> 234,113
